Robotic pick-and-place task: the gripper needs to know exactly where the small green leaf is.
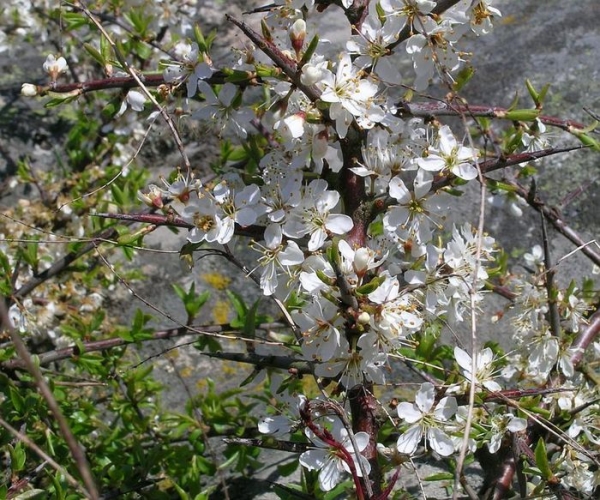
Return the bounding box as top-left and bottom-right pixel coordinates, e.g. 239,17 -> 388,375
503,109 -> 540,121
534,438 -> 553,480
424,472 -> 454,481
227,290 -> 247,328
300,34 -> 319,66
277,458 -> 300,477
84,43 -> 106,66
525,79 -> 539,104
355,276 -> 386,296
574,132 -> 600,151
44,94 -> 79,107
244,298 -> 261,337
453,65 -> 475,92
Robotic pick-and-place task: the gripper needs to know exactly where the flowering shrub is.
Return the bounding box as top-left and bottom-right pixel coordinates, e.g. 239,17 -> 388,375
2,0 -> 600,498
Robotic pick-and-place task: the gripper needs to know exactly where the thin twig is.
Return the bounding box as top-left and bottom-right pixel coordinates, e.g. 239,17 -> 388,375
75,0 -> 191,174
0,416 -> 83,495
0,299 -> 99,499
507,179 -> 600,268
571,308 -> 600,368
540,212 -> 561,338
1,322 -> 289,371
453,105 -> 487,499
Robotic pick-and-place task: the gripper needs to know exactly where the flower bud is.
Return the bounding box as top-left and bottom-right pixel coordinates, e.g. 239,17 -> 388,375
43,54 -> 68,82
357,311 -> 371,325
274,112 -> 306,140
289,19 -> 306,59
353,248 -> 371,274
300,64 -> 322,86
21,83 -> 38,97
137,185 -> 164,209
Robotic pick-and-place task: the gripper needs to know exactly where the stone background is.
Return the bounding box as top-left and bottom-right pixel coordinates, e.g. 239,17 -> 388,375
1,1 -> 599,498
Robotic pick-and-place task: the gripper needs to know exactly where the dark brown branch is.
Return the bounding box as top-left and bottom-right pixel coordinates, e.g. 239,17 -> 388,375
349,384 -> 381,498
203,351 -> 311,374
223,437 -> 310,453
506,179 -> 600,268
33,70 -> 250,97
93,212 -> 267,239
399,101 -> 587,132
540,212 -> 562,338
1,322 -> 290,371
226,15 -> 322,103
430,145 -> 586,191
571,308 -> 600,368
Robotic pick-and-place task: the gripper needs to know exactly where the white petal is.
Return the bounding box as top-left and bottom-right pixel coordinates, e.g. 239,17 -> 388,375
318,456 -> 343,491
434,396 -> 457,421
397,402 -> 422,424
325,214 -> 353,234
451,162 -> 478,181
300,449 -> 328,471
417,155 -> 445,172
415,382 -> 435,413
351,431 -> 371,453
427,427 -> 455,456
258,415 -> 290,436
454,346 -> 472,372
264,223 -> 282,249
389,176 -> 410,202
396,425 -> 422,455
279,241 -> 304,266
507,416 -> 527,433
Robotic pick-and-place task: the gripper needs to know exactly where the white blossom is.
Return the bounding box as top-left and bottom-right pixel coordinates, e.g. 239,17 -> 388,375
396,382 -> 457,456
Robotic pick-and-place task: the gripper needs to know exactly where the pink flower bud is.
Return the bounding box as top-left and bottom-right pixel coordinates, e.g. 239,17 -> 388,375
289,19 -> 306,58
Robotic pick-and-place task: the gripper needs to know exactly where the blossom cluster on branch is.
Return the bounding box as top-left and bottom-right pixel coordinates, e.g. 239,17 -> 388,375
5,0 -> 600,498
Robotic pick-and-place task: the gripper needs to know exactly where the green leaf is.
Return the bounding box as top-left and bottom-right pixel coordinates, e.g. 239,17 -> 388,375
173,283 -> 211,319
83,43 -> 105,67
525,79 -> 550,107
239,368 -> 262,387
503,108 -> 540,121
453,65 -> 475,92
10,442 -> 27,471
355,275 -> 385,296
574,131 -> 600,151
244,298 -> 261,338
9,385 -> 25,412
277,458 -> 300,477
300,34 -> 319,66
534,438 -> 553,480
227,290 -> 247,328
424,472 -> 454,481
44,94 -> 79,107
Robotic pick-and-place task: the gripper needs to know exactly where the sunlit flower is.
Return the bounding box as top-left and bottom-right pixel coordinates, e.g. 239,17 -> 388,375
163,41 -> 213,98
318,53 -> 383,137
283,179 -> 353,251
453,346 -> 502,393
193,81 -> 254,137
417,125 -> 479,180
396,382 -> 457,456
300,418 -> 371,492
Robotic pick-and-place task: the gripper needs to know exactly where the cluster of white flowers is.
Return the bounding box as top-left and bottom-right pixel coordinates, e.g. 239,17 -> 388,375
136,0 -> 584,491
142,0 -> 564,490
21,0 -> 600,496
